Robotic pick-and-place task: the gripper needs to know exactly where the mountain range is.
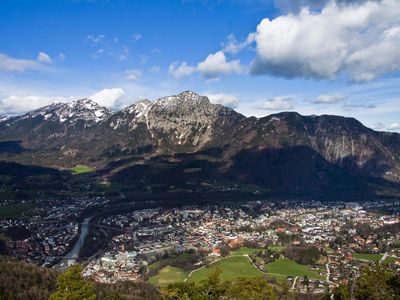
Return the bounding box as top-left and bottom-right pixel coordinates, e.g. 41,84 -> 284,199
1,91 -> 399,200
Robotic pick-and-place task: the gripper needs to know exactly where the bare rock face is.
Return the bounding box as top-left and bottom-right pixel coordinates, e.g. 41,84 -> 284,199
145,91 -> 243,150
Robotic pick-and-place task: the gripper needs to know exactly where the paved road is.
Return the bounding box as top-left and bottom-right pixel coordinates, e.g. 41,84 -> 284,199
290,276 -> 299,291
380,252 -> 388,263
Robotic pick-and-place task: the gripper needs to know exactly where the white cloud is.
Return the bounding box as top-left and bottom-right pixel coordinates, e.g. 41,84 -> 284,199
37,52 -> 52,64
90,88 -> 126,108
274,0 -> 374,12
388,122 -> 400,130
313,94 -> 346,104
150,66 -> 160,73
250,0 -> 400,81
222,34 -> 249,54
259,97 -> 294,110
197,51 -> 244,79
372,122 -> 386,131
119,46 -> 129,60
0,53 -> 42,72
131,33 -> 142,42
139,54 -> 148,64
86,34 -> 106,43
342,102 -> 376,110
58,53 -> 66,61
170,51 -> 244,80
206,92 -> 239,108
0,95 -> 67,115
125,69 -> 142,81
169,61 -> 197,79
92,49 -> 105,59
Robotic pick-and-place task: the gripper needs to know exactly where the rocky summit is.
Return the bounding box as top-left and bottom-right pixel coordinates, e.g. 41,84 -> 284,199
0,91 -> 399,199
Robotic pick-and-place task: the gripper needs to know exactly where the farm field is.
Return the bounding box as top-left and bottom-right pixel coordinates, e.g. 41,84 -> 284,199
189,256 -> 263,282
352,253 -> 383,262
0,203 -> 35,219
265,259 -> 323,279
70,165 -> 94,174
148,266 -> 188,287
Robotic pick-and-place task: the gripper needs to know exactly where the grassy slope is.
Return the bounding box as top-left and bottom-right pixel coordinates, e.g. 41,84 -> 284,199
265,258 -> 323,279
189,256 -> 263,282
352,253 -> 383,262
71,164 -> 94,174
148,266 -> 188,287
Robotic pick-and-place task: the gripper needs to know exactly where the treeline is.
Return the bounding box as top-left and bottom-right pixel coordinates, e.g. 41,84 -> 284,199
147,252 -> 202,277
283,246 -> 321,265
323,265 -> 400,300
0,257 -> 58,300
1,257 -> 399,299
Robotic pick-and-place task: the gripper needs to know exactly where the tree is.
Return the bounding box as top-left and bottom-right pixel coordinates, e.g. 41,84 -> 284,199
161,281 -> 203,300
332,284 -> 351,300
50,265 -> 96,300
354,265 -> 399,300
226,277 -> 277,300
199,268 -> 227,300
302,275 -> 309,286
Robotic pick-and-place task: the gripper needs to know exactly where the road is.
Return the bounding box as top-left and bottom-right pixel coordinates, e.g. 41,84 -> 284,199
290,276 -> 299,291
380,252 -> 388,263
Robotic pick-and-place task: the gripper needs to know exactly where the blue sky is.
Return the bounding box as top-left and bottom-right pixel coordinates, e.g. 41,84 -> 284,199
0,0 -> 399,132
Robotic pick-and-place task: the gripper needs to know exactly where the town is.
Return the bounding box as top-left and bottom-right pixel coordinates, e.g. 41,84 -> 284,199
1,196 -> 399,296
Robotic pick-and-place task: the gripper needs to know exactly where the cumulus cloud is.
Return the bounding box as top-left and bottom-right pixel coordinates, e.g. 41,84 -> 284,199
170,51 -> 244,79
313,94 -> 346,104
37,52 -> 52,64
198,51 -> 244,78
90,88 -> 126,108
274,0 -> 374,12
169,61 -> 197,79
125,69 -> 142,81
206,92 -> 239,108
222,34 -> 250,54
259,97 -> 294,110
250,0 -> 400,82
0,95 -> 67,115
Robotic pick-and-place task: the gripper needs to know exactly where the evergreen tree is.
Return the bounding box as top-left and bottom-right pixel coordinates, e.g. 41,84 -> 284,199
50,265 -> 96,300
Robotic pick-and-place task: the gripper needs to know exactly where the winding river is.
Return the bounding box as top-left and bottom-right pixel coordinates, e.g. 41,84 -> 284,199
55,217 -> 92,270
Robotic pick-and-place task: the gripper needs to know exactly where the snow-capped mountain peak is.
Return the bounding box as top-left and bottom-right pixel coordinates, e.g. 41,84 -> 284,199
154,91 -> 210,109
22,98 -> 111,125
0,114 -> 8,123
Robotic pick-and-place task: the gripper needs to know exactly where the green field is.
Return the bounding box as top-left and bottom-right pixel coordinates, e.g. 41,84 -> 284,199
0,203 -> 35,219
230,247 -> 263,255
148,266 -> 188,286
71,165 -> 94,174
189,256 -> 263,282
265,259 -> 323,279
384,256 -> 399,264
352,253 -> 383,262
